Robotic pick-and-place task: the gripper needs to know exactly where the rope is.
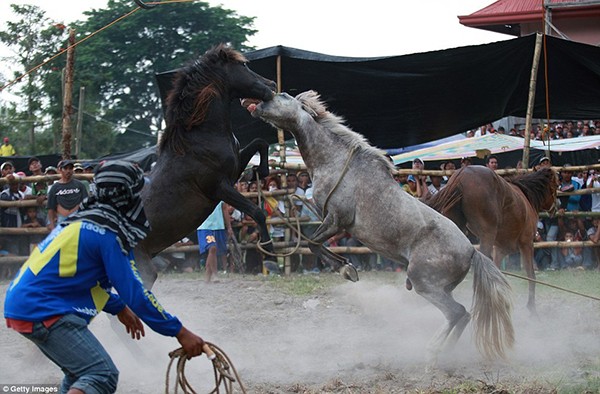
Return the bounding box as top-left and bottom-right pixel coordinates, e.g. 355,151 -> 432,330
255,194 -> 303,257
502,270 -> 600,301
322,146 -> 358,217
255,146 -> 358,258
165,342 -> 247,394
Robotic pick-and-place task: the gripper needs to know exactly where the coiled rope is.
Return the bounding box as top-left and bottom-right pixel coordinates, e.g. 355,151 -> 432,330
165,342 -> 247,394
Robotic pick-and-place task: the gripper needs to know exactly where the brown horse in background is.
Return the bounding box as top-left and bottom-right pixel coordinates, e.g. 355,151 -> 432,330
425,166 -> 558,315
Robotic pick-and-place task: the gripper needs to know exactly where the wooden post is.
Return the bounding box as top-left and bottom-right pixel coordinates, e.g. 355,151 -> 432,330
274,54 -> 293,276
75,86 -> 85,157
522,33 -> 544,168
61,29 -> 76,159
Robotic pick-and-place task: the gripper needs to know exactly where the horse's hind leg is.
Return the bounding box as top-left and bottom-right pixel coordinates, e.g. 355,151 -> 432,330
520,243 -> 538,316
414,286 -> 469,368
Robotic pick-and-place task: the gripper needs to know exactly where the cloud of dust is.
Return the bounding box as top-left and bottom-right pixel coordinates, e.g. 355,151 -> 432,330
4,276 -> 597,392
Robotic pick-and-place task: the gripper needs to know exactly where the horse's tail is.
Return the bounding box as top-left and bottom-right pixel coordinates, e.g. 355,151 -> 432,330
470,250 -> 514,360
423,178 -> 463,215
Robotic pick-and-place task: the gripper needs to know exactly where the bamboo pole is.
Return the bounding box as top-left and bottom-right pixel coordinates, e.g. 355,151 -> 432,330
61,29 -> 76,159
521,34 -> 544,166
522,32 -> 544,168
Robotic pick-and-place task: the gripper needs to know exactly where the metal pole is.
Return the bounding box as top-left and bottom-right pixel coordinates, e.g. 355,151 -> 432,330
522,32 -> 544,168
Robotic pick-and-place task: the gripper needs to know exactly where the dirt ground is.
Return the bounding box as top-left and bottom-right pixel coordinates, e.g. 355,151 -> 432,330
1,271 -> 599,393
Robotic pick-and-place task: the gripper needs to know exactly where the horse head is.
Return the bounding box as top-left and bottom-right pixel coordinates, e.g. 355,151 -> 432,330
161,44 -> 276,155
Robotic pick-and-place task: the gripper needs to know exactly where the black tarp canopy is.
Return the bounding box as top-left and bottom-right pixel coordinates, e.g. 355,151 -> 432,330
155,34 -> 600,149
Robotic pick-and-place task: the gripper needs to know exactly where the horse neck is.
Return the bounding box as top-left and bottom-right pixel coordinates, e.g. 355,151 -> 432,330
292,125 -> 347,171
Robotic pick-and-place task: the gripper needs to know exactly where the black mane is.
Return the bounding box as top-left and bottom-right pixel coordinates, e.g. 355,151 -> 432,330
159,44 -> 247,155
509,167 -> 557,211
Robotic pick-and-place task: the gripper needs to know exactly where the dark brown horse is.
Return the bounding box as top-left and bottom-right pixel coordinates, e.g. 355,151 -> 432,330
134,44 -> 277,286
426,165 -> 558,314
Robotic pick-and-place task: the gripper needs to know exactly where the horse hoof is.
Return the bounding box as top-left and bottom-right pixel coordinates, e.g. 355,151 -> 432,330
340,264 -> 359,282
406,278 -> 413,291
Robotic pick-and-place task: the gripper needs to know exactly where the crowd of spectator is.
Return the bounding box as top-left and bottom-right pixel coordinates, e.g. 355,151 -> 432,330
0,157 -> 92,269
466,119 -> 600,140
2,119 -> 600,275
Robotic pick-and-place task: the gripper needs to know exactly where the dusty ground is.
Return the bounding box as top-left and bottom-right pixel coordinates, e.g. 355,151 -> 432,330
1,271 -> 599,393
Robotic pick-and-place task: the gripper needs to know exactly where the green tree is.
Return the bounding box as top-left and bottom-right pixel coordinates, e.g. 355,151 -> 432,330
0,4 -> 66,155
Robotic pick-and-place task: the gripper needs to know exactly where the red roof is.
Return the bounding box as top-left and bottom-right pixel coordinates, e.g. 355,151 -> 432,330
459,0 -> 600,36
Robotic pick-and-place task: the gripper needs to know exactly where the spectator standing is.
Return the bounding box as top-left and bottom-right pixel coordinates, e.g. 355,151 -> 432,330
262,176 -> 286,242
0,137 -> 16,156
560,231 -> 583,269
21,206 -> 45,228
0,180 -> 24,227
486,155 -> 499,171
239,212 -> 263,274
1,161 -> 17,190
411,158 -> 428,198
197,201 -> 232,283
297,170 -> 311,192
460,157 -> 472,168
46,160 -> 88,230
427,174 -> 445,196
74,162 -> 91,194
24,157 -> 49,222
442,160 -> 456,185
553,165 -> 582,269
286,172 -> 303,216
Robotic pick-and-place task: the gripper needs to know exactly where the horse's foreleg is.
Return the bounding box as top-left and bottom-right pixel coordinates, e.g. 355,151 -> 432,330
239,138 -> 270,179
214,182 -> 273,253
521,244 -> 537,316
307,214 -> 359,281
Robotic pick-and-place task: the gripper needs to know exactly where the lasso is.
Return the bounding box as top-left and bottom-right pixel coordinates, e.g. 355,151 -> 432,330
165,342 -> 247,394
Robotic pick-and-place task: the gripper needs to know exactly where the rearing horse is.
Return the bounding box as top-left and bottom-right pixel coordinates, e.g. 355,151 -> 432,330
425,165 -> 559,315
134,44 -> 277,286
247,91 -> 514,365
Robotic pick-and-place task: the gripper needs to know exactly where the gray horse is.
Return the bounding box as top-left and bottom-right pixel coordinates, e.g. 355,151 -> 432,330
245,91 -> 514,364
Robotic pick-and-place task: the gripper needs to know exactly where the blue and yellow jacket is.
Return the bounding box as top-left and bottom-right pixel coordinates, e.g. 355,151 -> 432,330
4,221 -> 182,337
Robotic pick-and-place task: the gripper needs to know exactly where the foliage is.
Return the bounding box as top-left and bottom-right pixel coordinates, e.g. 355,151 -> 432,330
68,0 -> 258,155
0,4 -> 66,154
1,0 -> 258,158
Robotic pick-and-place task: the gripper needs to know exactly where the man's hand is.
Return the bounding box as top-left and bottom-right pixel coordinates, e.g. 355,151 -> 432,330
176,326 -> 205,359
117,306 -> 145,340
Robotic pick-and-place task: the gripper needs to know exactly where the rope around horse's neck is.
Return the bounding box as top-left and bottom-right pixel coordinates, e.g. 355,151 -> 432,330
165,342 -> 247,394
502,270 -> 600,301
322,146 -> 359,218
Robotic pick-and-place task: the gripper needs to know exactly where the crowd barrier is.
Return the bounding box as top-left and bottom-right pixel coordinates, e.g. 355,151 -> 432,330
2,166 -> 600,275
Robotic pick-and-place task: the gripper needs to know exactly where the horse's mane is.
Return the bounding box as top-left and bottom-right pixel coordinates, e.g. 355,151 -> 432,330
295,90 -> 395,172
508,167 -> 558,211
159,44 -> 247,155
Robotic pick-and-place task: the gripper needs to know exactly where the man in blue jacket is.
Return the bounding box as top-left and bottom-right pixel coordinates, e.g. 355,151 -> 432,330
4,160 -> 205,394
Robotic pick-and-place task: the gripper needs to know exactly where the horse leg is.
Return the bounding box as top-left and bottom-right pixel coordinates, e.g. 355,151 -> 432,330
520,243 -> 538,316
307,213 -> 358,281
214,182 -> 273,253
239,138 -> 270,179
414,287 -> 469,369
